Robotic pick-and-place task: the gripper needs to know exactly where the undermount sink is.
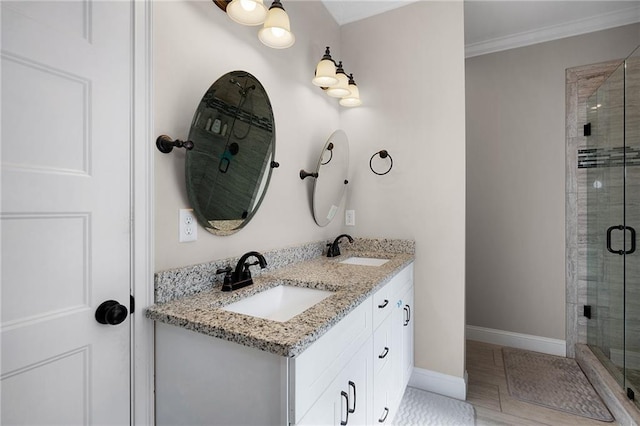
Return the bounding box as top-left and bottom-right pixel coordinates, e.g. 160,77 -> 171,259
339,257 -> 389,267
222,285 -> 333,322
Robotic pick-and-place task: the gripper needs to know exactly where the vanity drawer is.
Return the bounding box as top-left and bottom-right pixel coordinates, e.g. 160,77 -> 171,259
372,264 -> 413,330
290,297 -> 372,424
373,316 -> 392,374
372,282 -> 395,330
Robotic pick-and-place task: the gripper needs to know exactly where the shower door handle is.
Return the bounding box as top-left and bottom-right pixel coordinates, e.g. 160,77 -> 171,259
627,226 -> 636,255
606,225 -> 636,255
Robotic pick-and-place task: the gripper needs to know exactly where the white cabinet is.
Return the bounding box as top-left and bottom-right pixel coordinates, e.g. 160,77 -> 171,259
400,281 -> 414,386
290,299 -> 372,424
298,338 -> 372,426
372,263 -> 414,424
155,262 -> 414,426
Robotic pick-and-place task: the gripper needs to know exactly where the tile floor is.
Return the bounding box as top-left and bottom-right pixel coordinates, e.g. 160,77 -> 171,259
466,340 -> 619,425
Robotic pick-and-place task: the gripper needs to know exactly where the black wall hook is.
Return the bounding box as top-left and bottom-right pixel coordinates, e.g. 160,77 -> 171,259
369,150 -> 393,175
156,135 -> 194,153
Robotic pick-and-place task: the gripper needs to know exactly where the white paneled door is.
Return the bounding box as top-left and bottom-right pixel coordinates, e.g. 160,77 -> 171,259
1,1 -> 133,424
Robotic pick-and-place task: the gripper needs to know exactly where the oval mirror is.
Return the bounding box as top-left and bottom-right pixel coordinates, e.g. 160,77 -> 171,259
186,71 -> 276,235
312,130 -> 349,226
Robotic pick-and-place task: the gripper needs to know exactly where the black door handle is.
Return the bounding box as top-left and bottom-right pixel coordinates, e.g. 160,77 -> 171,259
95,300 -> 128,325
607,225 -> 636,255
627,226 -> 636,254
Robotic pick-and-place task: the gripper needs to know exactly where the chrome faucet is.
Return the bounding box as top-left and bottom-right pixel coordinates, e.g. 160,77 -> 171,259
216,251 -> 267,291
327,234 -> 353,257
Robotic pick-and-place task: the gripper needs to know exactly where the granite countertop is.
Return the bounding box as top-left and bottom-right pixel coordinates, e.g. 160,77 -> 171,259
146,250 -> 414,357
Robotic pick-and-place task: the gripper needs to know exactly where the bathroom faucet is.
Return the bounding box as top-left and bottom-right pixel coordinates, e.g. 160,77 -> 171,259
216,251 -> 267,291
327,234 -> 354,257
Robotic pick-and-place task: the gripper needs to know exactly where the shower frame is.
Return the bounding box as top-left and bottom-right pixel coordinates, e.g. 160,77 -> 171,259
566,50 -> 640,423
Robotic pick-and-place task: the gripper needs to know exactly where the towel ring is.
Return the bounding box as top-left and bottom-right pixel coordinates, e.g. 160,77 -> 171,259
369,150 -> 393,175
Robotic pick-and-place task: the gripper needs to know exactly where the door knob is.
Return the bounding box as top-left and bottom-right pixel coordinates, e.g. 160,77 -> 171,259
95,300 -> 128,325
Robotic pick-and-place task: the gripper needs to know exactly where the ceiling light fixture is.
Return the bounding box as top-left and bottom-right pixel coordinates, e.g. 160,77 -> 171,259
258,0 -> 295,49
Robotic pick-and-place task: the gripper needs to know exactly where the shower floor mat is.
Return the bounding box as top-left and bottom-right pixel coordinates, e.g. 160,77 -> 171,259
503,347 -> 614,422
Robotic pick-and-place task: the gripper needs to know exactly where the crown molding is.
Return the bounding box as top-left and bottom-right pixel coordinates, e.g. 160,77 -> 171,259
465,5 -> 640,58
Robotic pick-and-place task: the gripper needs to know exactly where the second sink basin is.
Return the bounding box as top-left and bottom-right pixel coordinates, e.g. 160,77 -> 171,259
339,257 -> 389,266
222,285 -> 333,322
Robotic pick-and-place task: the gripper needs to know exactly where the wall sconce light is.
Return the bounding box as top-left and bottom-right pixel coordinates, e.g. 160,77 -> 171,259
217,0 -> 294,49
339,74 -> 362,107
312,47 -> 362,107
312,47 -> 338,87
258,0 -> 295,49
326,61 -> 351,98
226,0 -> 268,25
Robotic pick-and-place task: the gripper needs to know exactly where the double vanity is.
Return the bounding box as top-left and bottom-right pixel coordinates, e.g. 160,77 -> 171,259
147,238 -> 415,425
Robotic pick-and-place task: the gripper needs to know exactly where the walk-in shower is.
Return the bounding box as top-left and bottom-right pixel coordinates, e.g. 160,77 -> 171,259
578,45 -> 640,411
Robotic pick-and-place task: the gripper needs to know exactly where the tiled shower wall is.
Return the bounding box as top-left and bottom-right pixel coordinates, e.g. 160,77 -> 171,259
567,54 -> 640,368
565,59 -> 621,358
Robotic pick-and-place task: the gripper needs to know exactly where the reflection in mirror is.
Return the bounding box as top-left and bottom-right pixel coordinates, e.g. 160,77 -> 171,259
312,130 -> 349,227
186,70 -> 276,235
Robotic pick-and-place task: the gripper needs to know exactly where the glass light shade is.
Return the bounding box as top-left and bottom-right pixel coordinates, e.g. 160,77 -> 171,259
258,7 -> 295,49
312,59 -> 338,87
340,84 -> 362,107
226,0 -> 268,26
326,72 -> 350,98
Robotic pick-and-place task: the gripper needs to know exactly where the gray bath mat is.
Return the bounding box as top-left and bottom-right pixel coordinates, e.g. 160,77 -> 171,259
503,348 -> 614,422
392,387 -> 475,425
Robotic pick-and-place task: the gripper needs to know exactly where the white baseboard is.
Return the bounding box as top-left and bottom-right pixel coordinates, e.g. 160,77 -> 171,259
466,325 -> 566,357
408,367 -> 468,401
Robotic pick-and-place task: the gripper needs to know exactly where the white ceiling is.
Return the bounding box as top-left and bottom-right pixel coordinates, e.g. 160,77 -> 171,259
321,0 -> 640,57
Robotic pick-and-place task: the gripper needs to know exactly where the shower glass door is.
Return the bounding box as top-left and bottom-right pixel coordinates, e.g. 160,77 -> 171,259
624,45 -> 640,406
586,45 -> 640,409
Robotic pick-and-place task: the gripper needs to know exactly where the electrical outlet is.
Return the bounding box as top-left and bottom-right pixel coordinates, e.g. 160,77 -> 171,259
179,209 -> 197,242
345,210 -> 355,226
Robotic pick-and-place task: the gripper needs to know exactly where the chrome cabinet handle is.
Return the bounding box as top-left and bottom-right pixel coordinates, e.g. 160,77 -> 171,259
378,299 -> 389,309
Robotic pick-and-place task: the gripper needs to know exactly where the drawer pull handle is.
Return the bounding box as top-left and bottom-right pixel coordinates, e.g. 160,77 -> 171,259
341,391 -> 349,425
348,381 -> 356,414
378,299 -> 389,309
404,305 -> 411,326
379,346 -> 389,359
378,407 -> 389,423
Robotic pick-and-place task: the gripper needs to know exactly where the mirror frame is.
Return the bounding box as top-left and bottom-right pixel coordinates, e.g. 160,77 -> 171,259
312,130 -> 349,227
185,70 -> 276,236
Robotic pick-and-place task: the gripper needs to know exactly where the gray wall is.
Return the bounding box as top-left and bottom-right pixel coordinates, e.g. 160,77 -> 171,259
154,1 -> 467,379
154,1 -> 342,270
340,1 -> 467,378
466,23 -> 640,340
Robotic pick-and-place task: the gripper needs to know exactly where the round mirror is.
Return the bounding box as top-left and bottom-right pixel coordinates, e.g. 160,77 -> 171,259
186,71 -> 276,235
312,130 -> 349,226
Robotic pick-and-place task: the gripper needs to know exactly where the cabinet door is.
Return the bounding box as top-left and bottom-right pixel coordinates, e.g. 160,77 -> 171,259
401,283 -> 414,386
373,365 -> 393,425
297,339 -> 372,426
296,379 -> 340,426
343,340 -> 372,425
